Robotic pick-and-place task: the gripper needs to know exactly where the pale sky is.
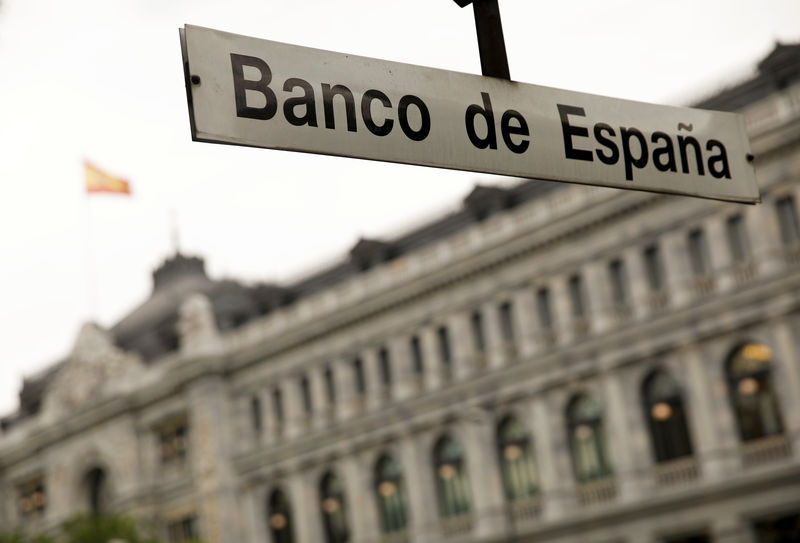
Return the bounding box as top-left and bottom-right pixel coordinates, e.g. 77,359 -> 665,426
1,0 -> 799,416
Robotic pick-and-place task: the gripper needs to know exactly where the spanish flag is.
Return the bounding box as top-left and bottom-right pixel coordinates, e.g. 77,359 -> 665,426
85,161 -> 131,195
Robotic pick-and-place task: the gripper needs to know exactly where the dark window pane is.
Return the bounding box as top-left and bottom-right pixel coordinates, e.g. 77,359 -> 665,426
726,214 -> 750,263
643,371 -> 693,462
727,343 -> 784,441
353,358 -> 366,396
568,274 -> 586,317
608,258 -> 628,305
251,395 -> 262,433
438,326 -> 452,366
753,512 -> 800,543
410,336 -> 424,375
273,388 -> 284,425
300,375 -> 312,415
470,311 -> 485,353
379,347 -> 392,386
536,287 -> 553,330
268,489 -> 295,543
776,196 -> 800,245
643,244 -> 664,291
324,366 -> 336,404
499,302 -> 515,343
375,456 -> 408,534
688,228 -> 710,276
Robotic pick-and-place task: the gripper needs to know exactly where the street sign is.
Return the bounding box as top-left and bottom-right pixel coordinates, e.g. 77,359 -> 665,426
180,25 -> 759,203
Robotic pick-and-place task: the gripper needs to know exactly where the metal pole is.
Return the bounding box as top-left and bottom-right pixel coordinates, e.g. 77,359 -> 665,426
459,0 -> 511,80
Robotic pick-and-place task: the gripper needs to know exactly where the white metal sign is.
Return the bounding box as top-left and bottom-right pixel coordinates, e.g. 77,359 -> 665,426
180,25 -> 759,203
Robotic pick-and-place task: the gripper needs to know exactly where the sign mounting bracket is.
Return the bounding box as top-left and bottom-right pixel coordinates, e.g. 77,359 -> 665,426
453,0 -> 511,81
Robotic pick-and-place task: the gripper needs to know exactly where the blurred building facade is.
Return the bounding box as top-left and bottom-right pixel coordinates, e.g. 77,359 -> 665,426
2,44 -> 800,543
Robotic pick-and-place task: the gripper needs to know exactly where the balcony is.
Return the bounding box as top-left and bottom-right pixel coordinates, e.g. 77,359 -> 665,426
576,477 -> 617,507
439,513 -> 474,538
652,456 -> 699,487
689,275 -> 716,297
645,290 -> 669,312
507,496 -> 542,525
732,261 -> 757,284
741,434 -> 792,467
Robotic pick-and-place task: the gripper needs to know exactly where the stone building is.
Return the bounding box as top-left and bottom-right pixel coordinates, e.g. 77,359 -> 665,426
2,44 -> 800,543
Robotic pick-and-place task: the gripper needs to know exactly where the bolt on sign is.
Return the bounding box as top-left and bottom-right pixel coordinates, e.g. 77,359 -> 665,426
180,25 -> 759,203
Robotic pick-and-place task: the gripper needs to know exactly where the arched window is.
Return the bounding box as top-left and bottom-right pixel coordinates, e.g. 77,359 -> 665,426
496,416 -> 539,502
726,343 -> 784,442
642,370 -> 693,462
433,435 -> 471,518
567,394 -> 612,483
320,471 -> 349,543
267,488 -> 294,543
374,455 -> 408,534
85,467 -> 106,515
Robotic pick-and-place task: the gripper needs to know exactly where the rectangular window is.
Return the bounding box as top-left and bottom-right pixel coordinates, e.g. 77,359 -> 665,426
17,477 -> 46,518
167,515 -> 198,543
250,395 -> 262,433
353,357 -> 366,395
379,347 -> 392,386
158,419 -> 188,464
726,214 -> 750,263
410,335 -> 424,375
470,310 -> 485,353
643,244 -> 664,291
499,301 -> 515,343
568,274 -> 586,317
776,195 -> 800,245
608,258 -> 628,305
300,375 -> 312,415
272,388 -> 284,426
437,326 -> 452,366
536,287 -> 553,330
324,365 -> 336,404
687,228 -> 710,276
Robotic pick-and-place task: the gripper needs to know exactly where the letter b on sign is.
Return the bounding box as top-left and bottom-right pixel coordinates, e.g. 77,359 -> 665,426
231,53 -> 277,120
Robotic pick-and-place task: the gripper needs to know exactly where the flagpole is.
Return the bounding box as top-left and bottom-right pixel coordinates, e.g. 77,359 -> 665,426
84,185 -> 99,323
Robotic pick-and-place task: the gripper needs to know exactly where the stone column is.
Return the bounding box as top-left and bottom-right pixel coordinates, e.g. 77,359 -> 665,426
511,286 -> 538,360
400,432 -> 439,543
622,246 -> 649,320
242,484 -> 265,543
288,469 -> 323,543
748,198 -> 784,277
420,325 -> 444,391
584,259 -> 613,333
682,346 -> 729,480
531,393 -> 573,519
661,230 -> 693,308
309,365 -> 331,430
340,455 -> 370,543
389,335 -> 417,400
282,375 -> 304,439
550,275 -> 574,345
482,300 -> 507,369
187,375 -> 241,543
602,371 -> 645,501
448,311 -> 476,381
462,413 -> 507,537
706,215 -> 735,292
334,357 -> 358,421
362,347 -> 385,411
770,320 -> 800,459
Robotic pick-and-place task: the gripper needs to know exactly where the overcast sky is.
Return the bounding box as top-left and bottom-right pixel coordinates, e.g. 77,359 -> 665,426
1,0 -> 799,416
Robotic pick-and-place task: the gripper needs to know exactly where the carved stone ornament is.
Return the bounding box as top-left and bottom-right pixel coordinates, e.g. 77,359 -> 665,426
178,293 -> 222,357
42,323 -> 145,418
